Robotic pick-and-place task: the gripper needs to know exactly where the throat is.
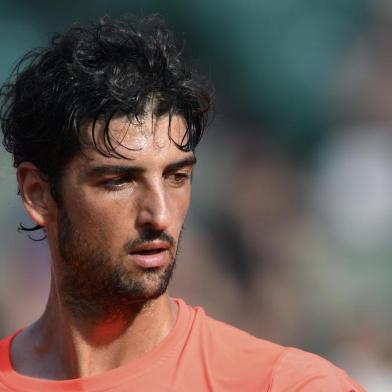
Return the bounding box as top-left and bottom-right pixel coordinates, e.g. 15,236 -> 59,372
16,295 -> 176,380
84,316 -> 135,347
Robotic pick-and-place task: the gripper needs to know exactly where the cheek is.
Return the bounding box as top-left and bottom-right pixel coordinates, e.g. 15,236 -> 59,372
66,192 -> 128,241
169,188 -> 191,222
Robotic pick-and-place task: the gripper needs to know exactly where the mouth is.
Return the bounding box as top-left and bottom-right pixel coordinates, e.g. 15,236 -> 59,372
129,241 -> 170,254
127,241 -> 171,268
130,248 -> 166,255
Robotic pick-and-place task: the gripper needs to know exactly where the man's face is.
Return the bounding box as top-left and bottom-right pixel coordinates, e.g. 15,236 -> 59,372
49,114 -> 195,318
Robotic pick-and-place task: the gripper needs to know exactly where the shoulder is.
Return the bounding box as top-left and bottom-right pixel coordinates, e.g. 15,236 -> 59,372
181,301 -> 365,391
192,304 -> 286,363
269,348 -> 366,391
0,331 -> 15,361
0,331 -> 17,382
185,303 -> 287,388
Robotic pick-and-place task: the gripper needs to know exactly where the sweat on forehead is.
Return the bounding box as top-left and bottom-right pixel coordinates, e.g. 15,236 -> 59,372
81,114 -> 189,157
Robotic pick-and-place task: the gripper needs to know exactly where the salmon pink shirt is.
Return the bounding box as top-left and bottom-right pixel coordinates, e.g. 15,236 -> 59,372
0,299 -> 365,391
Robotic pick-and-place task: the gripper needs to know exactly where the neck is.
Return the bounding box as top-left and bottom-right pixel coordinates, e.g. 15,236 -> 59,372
10,281 -> 177,380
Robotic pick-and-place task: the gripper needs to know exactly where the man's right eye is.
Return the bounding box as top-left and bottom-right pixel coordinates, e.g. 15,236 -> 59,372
100,176 -> 133,190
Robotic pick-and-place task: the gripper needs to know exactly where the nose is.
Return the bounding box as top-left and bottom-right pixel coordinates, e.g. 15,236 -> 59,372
135,182 -> 170,232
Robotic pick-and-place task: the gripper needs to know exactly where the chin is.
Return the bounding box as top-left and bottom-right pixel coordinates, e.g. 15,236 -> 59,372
116,262 -> 175,301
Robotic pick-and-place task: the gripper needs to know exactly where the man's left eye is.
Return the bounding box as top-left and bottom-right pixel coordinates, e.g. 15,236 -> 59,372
167,172 -> 190,186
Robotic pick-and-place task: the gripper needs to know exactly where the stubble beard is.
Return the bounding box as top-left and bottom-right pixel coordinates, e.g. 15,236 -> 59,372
56,207 -> 178,321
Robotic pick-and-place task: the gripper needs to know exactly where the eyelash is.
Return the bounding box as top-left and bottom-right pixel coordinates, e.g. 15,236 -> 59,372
167,172 -> 190,186
101,177 -> 134,190
100,172 -> 191,191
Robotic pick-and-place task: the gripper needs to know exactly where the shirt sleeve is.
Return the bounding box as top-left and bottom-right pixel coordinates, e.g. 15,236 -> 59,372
269,348 -> 367,392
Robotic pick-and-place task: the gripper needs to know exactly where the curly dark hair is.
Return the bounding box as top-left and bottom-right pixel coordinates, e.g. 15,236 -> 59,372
0,15 -> 212,205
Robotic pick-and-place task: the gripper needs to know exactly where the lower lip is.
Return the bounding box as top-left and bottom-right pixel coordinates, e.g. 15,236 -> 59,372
128,250 -> 169,268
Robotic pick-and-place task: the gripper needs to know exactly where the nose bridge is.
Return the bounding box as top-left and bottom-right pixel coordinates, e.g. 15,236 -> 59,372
136,178 -> 169,230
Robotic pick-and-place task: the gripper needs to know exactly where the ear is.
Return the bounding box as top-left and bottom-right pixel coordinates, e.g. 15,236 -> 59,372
17,162 -> 54,228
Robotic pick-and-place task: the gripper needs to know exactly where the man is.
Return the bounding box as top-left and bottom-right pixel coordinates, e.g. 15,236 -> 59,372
0,15 -> 364,391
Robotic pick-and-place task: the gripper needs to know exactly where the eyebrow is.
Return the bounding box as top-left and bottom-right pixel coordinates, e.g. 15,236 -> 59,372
83,156 -> 197,178
164,156 -> 197,173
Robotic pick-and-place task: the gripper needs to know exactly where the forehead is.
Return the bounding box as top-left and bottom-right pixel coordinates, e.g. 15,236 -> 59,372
79,114 -> 190,164
106,114 -> 187,149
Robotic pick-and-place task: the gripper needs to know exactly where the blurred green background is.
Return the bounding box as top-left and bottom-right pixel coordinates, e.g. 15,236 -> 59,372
2,1 -> 392,389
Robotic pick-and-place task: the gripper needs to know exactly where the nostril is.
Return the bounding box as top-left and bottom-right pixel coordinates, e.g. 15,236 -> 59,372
136,205 -> 170,231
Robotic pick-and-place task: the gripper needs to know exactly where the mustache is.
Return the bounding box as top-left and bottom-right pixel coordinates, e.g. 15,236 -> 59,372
124,229 -> 176,253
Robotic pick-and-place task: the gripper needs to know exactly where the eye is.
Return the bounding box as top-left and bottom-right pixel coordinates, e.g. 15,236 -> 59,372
166,172 -> 191,187
100,175 -> 134,190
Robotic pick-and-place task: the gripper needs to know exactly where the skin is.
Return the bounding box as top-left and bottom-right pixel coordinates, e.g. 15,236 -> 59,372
10,114 -> 196,380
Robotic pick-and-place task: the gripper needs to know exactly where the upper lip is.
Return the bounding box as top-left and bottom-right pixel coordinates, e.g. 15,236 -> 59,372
129,241 -> 170,254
